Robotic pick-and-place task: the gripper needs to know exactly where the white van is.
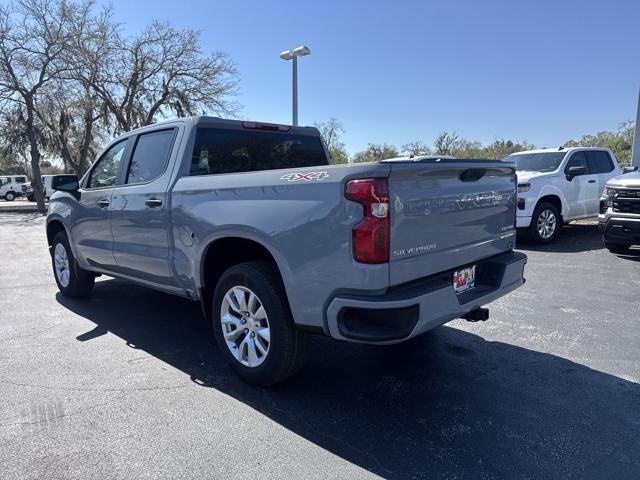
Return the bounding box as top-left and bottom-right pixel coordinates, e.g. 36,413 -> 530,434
0,175 -> 27,201
23,175 -> 55,202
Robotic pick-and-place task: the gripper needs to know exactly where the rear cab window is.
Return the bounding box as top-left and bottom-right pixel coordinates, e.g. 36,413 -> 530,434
191,127 -> 327,176
125,129 -> 176,184
586,150 -> 614,174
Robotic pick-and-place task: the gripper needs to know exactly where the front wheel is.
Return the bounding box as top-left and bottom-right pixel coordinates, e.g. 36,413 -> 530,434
605,242 -> 630,254
4,191 -> 15,201
51,232 -> 95,298
212,261 -> 308,386
530,202 -> 560,243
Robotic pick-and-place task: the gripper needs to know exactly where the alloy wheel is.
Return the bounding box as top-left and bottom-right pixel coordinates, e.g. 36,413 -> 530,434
54,243 -> 71,287
536,209 -> 557,239
220,286 -> 271,368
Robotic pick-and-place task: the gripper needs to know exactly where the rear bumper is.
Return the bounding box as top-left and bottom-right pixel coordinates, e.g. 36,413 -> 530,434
599,217 -> 640,245
325,250 -> 527,344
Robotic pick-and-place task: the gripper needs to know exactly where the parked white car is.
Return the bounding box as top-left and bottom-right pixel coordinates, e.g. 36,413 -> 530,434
505,147 -> 622,242
0,175 -> 28,201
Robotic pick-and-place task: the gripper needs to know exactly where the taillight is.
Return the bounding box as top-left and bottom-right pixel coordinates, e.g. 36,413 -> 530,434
345,178 -> 390,264
241,121 -> 290,132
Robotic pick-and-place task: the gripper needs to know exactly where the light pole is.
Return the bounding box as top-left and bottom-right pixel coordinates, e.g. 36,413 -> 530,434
280,45 -> 311,126
632,86 -> 640,167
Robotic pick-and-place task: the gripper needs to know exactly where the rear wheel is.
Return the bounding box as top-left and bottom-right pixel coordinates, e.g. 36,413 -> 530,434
530,202 -> 560,243
212,261 -> 308,386
27,194 -> 35,202
4,191 -> 15,201
51,232 -> 95,298
605,242 -> 630,254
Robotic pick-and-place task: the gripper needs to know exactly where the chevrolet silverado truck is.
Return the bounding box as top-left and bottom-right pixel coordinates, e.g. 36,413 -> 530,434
46,116 -> 527,385
505,147 -> 622,243
599,167 -> 640,253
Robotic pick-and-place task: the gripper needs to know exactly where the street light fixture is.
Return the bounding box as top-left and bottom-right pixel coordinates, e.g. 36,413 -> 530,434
280,45 -> 311,126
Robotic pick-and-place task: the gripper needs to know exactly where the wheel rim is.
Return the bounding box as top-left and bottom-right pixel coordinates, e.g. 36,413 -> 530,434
54,243 -> 70,287
536,209 -> 557,239
220,286 -> 270,368
6,192 -> 14,200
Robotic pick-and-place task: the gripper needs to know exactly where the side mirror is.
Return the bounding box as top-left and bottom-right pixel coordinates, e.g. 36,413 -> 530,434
51,174 -> 79,192
623,166 -> 638,174
566,165 -> 587,181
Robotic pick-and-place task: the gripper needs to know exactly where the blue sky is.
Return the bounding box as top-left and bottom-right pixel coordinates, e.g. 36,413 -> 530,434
109,0 -> 639,154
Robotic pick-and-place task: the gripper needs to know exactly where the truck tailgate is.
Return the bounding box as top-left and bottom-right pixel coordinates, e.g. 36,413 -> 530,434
386,160 -> 516,286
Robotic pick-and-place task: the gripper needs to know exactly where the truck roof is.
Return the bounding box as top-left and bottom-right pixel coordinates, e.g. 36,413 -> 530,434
122,116 -> 321,137
508,146 -> 612,156
383,155 -> 457,162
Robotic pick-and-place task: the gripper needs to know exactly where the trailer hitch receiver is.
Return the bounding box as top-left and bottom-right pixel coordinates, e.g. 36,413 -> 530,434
462,307 -> 489,322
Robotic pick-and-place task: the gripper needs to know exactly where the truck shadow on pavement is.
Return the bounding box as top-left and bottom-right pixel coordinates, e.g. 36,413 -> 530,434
517,223 -> 607,253
57,281 -> 640,479
615,249 -> 640,261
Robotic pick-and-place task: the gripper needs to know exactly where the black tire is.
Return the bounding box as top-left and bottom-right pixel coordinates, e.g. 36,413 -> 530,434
4,191 -> 15,201
529,202 -> 561,243
51,231 -> 95,298
212,261 -> 308,386
27,194 -> 35,202
605,242 -> 630,254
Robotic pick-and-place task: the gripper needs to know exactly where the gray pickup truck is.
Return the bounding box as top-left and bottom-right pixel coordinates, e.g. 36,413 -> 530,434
46,116 -> 527,385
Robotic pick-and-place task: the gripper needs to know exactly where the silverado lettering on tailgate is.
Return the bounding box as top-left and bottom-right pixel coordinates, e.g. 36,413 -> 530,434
399,190 -> 515,216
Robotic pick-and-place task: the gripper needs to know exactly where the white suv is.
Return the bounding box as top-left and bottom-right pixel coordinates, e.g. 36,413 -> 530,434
505,147 -> 622,243
0,175 -> 27,201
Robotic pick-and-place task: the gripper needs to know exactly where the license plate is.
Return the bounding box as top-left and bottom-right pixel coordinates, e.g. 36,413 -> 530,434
453,265 -> 476,294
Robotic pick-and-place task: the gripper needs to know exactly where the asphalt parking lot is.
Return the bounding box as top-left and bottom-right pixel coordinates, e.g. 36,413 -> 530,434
1,213 -> 639,479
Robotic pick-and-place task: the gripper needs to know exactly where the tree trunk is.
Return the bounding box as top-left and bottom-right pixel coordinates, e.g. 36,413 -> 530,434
60,144 -> 75,174
77,103 -> 95,175
25,97 -> 46,213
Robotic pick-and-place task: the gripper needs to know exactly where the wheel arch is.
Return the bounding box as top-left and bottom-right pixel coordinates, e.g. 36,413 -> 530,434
46,218 -> 69,247
199,237 -> 289,322
535,194 -> 563,221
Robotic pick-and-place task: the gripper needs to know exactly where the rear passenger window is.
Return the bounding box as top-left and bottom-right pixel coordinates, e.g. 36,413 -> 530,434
564,152 -> 589,175
191,127 -> 326,176
126,129 -> 175,184
586,151 -> 614,174
14,176 -> 26,183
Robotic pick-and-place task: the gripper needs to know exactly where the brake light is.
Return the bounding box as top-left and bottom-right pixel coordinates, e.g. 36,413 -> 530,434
345,178 -> 390,264
241,121 -> 291,132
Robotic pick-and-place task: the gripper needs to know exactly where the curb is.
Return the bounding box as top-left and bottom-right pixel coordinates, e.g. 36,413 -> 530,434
0,206 -> 45,214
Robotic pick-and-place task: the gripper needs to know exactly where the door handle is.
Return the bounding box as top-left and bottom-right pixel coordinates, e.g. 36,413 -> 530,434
145,198 -> 163,208
588,179 -> 596,183
97,199 -> 110,208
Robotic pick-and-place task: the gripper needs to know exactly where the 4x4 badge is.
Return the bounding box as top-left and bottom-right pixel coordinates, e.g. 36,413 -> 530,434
280,171 -> 329,182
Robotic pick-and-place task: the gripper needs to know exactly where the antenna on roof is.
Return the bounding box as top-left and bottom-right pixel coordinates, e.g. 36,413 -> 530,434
558,145 -> 564,150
